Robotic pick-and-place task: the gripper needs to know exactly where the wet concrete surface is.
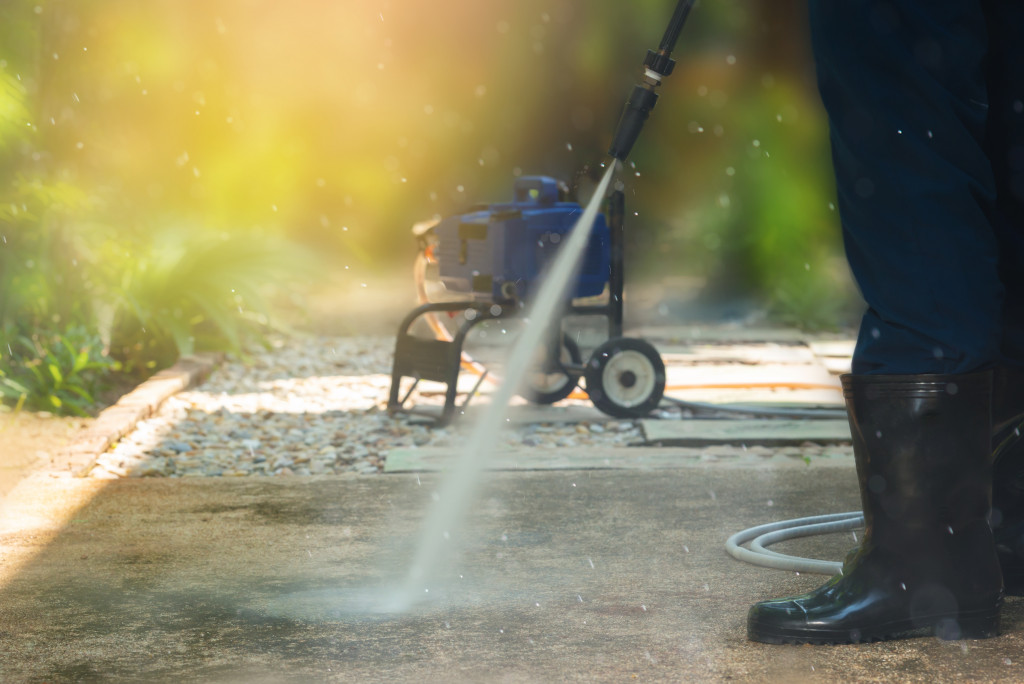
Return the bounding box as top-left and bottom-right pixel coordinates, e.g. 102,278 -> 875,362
2,466 -> 1024,682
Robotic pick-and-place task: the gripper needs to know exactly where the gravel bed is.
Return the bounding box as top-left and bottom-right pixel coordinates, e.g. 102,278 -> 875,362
89,335 -> 650,479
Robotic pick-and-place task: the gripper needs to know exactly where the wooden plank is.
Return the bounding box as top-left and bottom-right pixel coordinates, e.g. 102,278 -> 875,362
641,419 -> 851,446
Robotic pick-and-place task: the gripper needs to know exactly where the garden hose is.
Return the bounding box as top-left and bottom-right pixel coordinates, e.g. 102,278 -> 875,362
725,512 -> 864,575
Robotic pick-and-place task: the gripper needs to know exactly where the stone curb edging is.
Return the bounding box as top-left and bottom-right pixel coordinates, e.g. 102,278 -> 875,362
48,353 -> 222,477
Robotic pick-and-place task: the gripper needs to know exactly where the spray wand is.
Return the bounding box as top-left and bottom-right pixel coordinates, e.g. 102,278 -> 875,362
608,0 -> 696,162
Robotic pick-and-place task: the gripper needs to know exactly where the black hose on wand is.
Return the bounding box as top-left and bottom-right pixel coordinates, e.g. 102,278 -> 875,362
659,0 -> 695,53
608,0 -> 696,162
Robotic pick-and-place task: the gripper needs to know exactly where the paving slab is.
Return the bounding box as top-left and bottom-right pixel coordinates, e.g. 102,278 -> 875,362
1,466 -> 1022,682
807,340 -> 857,359
641,420 -> 852,447
630,325 -> 810,345
382,446 -> 853,473
659,344 -> 818,366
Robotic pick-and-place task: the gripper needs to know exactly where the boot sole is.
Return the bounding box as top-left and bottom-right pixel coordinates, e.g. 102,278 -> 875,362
748,606 -> 1001,645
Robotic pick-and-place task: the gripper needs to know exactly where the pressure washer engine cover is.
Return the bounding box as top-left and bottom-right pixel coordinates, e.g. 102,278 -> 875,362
435,176 -> 611,303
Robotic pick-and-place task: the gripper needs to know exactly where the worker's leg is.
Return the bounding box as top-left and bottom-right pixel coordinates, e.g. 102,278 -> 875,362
987,0 -> 1024,365
813,0 -> 1002,374
747,0 -> 1004,645
984,0 -> 1024,593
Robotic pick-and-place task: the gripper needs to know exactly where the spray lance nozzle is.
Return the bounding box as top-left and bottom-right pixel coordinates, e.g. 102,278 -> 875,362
608,0 -> 695,162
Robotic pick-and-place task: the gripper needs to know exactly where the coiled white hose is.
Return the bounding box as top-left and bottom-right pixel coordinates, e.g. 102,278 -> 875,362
725,512 -> 865,575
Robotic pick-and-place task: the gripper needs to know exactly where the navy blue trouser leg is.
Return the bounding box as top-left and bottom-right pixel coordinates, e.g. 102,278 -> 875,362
987,1 -> 1024,366
810,0 -> 1024,374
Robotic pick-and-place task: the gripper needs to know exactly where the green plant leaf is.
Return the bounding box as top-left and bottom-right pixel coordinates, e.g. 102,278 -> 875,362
47,362 -> 63,386
66,384 -> 94,403
73,347 -> 90,374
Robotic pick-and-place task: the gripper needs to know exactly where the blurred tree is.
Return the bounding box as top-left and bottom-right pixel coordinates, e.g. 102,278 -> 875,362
2,0 -> 861,365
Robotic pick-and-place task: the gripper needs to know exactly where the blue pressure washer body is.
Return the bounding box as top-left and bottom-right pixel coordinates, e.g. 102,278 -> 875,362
434,176 -> 611,304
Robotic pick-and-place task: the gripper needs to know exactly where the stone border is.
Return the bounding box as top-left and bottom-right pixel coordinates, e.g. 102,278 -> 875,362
48,353 -> 221,477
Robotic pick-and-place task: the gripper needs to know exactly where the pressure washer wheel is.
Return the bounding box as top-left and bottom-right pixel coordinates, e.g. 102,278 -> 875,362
523,335 -> 582,405
584,337 -> 666,418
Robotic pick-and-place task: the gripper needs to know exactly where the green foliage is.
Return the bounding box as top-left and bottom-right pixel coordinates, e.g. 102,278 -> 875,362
0,325 -> 119,416
107,231 -> 311,372
0,175 -> 102,331
0,69 -> 30,151
710,83 -> 859,328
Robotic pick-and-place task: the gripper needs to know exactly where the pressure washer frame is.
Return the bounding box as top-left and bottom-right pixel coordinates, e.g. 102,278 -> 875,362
387,189 -> 627,427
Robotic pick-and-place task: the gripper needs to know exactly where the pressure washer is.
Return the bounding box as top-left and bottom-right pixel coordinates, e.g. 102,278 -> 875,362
387,1 -> 697,427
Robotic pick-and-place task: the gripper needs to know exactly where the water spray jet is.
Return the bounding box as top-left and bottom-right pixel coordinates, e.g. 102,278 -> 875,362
378,0 -> 703,612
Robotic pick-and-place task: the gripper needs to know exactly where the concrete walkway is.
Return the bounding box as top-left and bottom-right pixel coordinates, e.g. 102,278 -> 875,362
1,463 -> 1023,682
2,325 -> 1022,682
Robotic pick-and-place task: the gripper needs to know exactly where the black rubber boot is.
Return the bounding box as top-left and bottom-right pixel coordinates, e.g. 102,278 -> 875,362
747,373 -> 1003,645
991,365 -> 1024,594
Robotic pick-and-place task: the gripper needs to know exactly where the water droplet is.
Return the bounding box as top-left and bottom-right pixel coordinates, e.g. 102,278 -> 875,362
726,55 -> 737,65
